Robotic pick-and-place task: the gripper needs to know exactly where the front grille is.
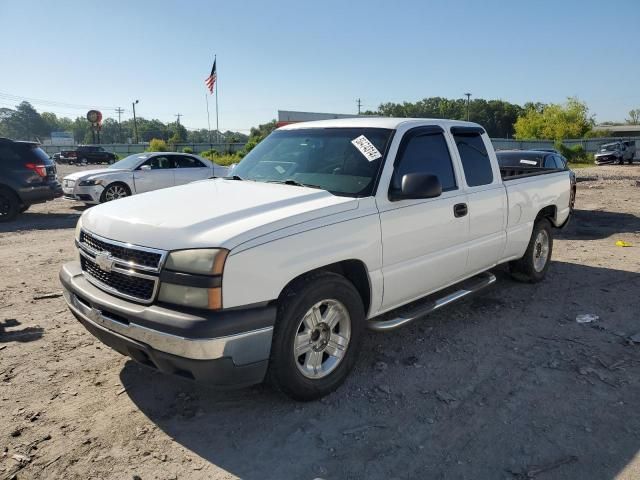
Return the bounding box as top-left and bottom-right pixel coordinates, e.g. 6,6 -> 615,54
80,230 -> 162,269
81,256 -> 156,301
77,229 -> 166,303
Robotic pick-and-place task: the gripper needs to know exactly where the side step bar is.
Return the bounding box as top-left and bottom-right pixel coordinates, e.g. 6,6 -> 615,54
368,272 -> 497,332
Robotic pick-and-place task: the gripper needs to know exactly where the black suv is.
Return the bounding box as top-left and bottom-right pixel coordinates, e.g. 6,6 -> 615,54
59,145 -> 117,165
0,138 -> 62,221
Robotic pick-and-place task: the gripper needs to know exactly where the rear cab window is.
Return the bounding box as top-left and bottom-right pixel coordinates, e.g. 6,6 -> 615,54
451,128 -> 494,187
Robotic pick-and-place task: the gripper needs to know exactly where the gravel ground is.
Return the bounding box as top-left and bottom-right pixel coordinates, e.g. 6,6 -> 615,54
1,163 -> 639,480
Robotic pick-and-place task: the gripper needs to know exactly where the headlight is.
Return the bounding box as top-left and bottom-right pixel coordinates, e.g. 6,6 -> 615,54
78,179 -> 99,186
159,249 -> 228,309
164,249 -> 228,275
74,216 -> 83,242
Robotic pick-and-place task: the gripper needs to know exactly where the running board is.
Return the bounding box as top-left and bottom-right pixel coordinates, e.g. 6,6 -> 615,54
368,272 -> 497,332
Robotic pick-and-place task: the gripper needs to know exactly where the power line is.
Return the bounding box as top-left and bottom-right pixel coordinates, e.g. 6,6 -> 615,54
0,91 -> 124,112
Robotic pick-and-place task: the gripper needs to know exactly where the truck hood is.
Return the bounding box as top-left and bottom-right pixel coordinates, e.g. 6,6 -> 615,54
81,179 -> 359,251
64,168 -> 129,181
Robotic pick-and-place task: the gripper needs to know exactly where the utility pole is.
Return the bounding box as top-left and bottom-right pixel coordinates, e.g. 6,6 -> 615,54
356,98 -> 362,115
115,107 -> 124,143
132,100 -> 139,144
174,113 -> 182,124
464,93 -> 472,121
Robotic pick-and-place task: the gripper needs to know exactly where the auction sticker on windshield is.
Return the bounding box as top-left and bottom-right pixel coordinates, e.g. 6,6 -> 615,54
351,135 -> 382,162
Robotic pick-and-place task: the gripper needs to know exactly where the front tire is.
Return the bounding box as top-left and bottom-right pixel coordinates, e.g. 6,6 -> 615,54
0,188 -> 19,222
510,218 -> 553,283
100,183 -> 131,202
268,272 -> 365,401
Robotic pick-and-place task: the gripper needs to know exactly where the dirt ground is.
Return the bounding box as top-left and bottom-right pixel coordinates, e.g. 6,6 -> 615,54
1,163 -> 639,480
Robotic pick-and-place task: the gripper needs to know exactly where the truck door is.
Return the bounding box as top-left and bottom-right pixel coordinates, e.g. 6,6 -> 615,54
449,127 -> 506,273
133,155 -> 175,193
377,126 -> 470,311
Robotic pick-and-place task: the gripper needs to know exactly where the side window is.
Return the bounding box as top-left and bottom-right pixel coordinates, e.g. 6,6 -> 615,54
0,146 -> 20,163
452,132 -> 494,187
174,155 -> 205,168
543,155 -> 556,168
553,155 -> 566,169
392,132 -> 457,192
142,156 -> 172,170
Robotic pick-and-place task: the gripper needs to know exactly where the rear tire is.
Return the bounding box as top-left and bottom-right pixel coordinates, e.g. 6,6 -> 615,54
268,272 -> 365,401
0,188 -> 19,222
509,218 -> 553,283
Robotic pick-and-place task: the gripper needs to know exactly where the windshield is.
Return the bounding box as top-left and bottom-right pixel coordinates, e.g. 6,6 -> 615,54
108,154 -> 149,169
601,144 -> 619,152
230,128 -> 393,196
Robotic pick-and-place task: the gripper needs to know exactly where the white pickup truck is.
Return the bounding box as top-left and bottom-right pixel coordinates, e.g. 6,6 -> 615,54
60,118 -> 573,400
62,152 -> 229,204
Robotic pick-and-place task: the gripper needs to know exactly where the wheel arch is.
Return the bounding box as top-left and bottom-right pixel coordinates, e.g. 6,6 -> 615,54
277,259 -> 372,316
100,180 -> 132,202
536,205 -> 558,227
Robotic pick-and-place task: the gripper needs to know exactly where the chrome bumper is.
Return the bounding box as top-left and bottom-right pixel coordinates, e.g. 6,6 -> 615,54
59,262 -> 274,366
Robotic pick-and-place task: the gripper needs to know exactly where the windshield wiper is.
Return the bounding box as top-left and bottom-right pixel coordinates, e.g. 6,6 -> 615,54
224,175 -> 244,180
268,179 -> 324,190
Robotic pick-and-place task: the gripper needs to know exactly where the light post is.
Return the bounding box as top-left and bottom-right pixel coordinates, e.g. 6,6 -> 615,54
132,99 -> 139,144
464,93 -> 471,121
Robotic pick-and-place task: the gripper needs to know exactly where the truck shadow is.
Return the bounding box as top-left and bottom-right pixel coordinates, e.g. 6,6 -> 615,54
0,211 -> 81,233
558,208 -> 640,240
121,261 -> 640,480
0,319 -> 44,343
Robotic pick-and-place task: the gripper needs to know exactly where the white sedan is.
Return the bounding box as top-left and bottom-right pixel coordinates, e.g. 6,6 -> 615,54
62,152 -> 230,204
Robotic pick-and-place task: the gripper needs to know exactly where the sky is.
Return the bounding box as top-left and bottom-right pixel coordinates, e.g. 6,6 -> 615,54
1,0 -> 639,133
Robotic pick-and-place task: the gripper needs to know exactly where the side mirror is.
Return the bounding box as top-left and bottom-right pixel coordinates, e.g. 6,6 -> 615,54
391,173 -> 442,201
139,164 -> 152,171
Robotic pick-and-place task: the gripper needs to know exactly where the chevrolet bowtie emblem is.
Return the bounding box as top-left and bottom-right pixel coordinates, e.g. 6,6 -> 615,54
95,252 -> 115,272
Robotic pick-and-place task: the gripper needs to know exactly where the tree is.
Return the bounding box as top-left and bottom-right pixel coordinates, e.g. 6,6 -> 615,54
249,120 -> 277,140
627,109 -> 640,125
514,97 -> 594,140
167,122 -> 187,144
368,97 -> 522,138
0,102 -> 48,140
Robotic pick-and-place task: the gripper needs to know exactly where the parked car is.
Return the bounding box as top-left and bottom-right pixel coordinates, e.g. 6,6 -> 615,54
594,141 -> 635,165
60,146 -> 117,165
60,118 -> 573,400
0,137 -> 62,221
62,152 -> 229,204
497,150 -> 576,210
51,152 -> 62,163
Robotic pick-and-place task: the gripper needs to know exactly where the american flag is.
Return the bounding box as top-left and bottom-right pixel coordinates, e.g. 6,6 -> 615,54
205,59 -> 217,94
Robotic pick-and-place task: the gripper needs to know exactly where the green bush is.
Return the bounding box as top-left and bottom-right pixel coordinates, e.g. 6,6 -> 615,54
182,146 -> 193,154
147,138 -> 168,152
556,142 -> 593,164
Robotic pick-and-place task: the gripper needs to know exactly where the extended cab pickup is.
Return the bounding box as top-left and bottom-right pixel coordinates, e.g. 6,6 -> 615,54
60,118 -> 573,400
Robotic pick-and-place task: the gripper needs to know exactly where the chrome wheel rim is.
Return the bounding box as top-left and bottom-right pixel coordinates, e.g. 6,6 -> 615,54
533,230 -> 550,272
104,185 -> 128,201
293,299 -> 351,379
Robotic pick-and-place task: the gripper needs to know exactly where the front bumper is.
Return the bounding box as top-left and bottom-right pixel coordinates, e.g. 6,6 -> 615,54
62,184 -> 103,204
59,262 -> 276,387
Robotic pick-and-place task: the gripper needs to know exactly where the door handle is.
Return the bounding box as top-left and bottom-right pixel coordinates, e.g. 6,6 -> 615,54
454,203 -> 468,218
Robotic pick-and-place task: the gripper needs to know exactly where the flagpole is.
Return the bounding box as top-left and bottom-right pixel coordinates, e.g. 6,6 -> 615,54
205,93 -> 212,144
214,54 -> 219,145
